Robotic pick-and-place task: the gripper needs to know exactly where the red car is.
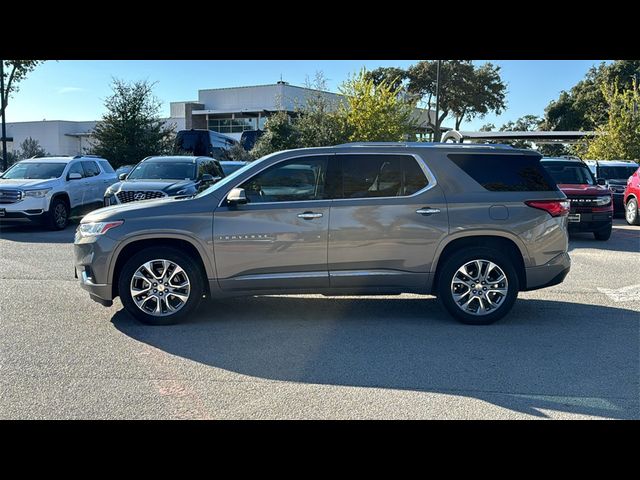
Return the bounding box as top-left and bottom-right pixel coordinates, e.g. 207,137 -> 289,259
623,166 -> 640,225
541,157 -> 613,240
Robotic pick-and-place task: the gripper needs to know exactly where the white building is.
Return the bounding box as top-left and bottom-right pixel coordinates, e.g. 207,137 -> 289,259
3,81 -> 437,157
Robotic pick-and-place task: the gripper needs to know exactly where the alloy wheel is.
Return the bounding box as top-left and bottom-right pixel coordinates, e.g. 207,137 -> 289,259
450,259 -> 509,316
54,203 -> 67,228
129,259 -> 191,317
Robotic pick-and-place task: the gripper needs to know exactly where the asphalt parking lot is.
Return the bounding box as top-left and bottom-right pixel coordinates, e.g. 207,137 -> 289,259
0,219 -> 638,419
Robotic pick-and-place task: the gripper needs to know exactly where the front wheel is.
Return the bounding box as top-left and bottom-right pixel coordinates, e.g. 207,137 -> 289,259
437,247 -> 520,325
46,197 -> 69,230
625,198 -> 640,225
118,247 -> 204,325
594,224 -> 612,241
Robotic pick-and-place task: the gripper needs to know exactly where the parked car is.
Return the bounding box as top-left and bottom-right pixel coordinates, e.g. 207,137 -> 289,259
115,164 -> 135,178
75,142 -> 571,326
220,160 -> 249,176
173,129 -> 238,159
240,129 -> 264,151
585,159 -> 639,215
623,166 -> 640,225
0,155 -> 116,230
541,157 -> 613,241
103,156 -> 225,206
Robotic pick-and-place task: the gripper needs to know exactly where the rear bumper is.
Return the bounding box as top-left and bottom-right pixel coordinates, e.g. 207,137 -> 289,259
524,252 -> 571,291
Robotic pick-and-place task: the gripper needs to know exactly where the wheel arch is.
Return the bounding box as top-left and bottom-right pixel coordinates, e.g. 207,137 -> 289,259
109,234 -> 212,299
431,233 -> 527,294
49,192 -> 70,211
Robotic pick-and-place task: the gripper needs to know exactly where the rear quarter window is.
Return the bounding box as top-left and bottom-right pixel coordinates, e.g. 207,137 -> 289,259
448,153 -> 558,192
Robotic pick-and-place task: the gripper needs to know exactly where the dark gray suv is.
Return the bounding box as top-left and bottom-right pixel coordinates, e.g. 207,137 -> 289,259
74,143 -> 571,325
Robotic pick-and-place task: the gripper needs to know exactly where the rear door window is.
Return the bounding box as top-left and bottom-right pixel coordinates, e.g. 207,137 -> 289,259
81,161 -> 101,177
98,160 -> 115,174
449,153 -> 557,192
337,154 -> 429,198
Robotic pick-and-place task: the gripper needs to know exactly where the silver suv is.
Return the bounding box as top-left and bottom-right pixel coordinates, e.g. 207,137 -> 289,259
74,143 -> 571,325
1,155 -> 117,229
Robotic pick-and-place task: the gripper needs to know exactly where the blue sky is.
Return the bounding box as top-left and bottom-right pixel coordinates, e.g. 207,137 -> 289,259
6,60 -> 610,130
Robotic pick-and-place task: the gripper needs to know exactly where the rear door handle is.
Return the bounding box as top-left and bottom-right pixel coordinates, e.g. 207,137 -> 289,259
297,212 -> 323,219
416,208 -> 441,215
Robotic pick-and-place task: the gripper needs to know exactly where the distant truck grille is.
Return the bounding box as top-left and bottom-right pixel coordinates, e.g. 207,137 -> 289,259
116,190 -> 166,203
0,189 -> 22,204
567,196 -> 599,207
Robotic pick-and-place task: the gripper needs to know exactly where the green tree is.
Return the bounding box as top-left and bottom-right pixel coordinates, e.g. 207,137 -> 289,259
541,60 -> 640,132
89,79 -> 175,167
295,72 -> 347,148
407,60 -> 507,140
337,68 -> 416,142
580,80 -> 640,160
250,111 -> 300,158
498,114 -> 543,149
17,137 -> 48,158
364,67 -> 408,92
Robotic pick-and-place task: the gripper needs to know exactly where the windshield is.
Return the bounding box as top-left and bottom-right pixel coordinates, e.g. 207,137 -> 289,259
597,166 -> 638,180
195,155 -> 279,199
543,163 -> 596,185
127,161 -> 196,180
1,162 -> 66,180
174,131 -> 209,156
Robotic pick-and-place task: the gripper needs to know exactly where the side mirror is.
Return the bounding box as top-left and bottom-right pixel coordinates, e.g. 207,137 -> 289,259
596,178 -> 607,186
68,172 -> 82,180
200,173 -> 215,183
227,187 -> 247,205
118,173 -> 128,181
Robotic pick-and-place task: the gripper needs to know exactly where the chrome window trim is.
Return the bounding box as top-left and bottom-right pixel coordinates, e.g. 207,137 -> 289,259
217,151 -> 438,208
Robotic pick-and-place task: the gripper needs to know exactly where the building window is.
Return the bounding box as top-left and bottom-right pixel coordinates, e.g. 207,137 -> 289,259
208,116 -> 258,134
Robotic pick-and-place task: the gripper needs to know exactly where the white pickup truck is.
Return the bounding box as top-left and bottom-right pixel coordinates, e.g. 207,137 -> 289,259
0,155 -> 117,230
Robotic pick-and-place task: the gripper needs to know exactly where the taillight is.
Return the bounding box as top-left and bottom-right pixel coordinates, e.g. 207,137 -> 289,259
525,200 -> 570,217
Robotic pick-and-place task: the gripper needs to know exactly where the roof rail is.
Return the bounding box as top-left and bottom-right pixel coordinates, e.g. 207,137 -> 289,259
337,141 -> 514,149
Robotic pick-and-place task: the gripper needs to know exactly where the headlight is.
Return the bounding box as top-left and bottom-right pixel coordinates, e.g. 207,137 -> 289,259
23,188 -> 51,198
78,220 -> 124,237
594,195 -> 612,206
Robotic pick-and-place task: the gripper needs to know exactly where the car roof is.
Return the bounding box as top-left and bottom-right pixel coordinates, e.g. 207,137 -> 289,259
19,155 -> 105,164
591,160 -> 639,167
541,157 -> 585,163
220,160 -> 248,165
143,156 -> 210,163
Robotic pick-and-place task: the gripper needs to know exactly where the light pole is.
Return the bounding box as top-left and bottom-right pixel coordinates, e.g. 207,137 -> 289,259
1,59 -> 7,171
434,60 -> 442,142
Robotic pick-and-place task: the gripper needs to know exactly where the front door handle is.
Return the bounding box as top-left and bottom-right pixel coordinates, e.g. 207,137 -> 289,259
297,212 -> 323,220
416,207 -> 441,215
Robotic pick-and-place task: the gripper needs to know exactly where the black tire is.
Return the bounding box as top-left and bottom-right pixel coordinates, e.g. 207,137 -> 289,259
625,198 -> 640,226
118,247 -> 204,325
46,197 -> 69,230
437,247 -> 520,325
593,224 -> 612,241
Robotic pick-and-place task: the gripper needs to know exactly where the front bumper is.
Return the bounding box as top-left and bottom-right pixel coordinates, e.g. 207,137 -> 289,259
567,211 -> 612,233
0,196 -> 49,222
524,252 -> 571,291
74,233 -> 118,306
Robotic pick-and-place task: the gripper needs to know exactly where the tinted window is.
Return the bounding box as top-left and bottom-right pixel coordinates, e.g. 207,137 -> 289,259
198,160 -> 223,178
67,162 -> 85,178
82,161 -> 101,177
221,162 -> 248,176
597,166 -> 638,180
1,162 -> 66,180
240,156 -> 328,203
450,154 -> 557,192
174,131 -> 209,156
127,161 -> 196,180
339,155 -> 428,198
99,160 -> 115,174
543,162 -> 595,185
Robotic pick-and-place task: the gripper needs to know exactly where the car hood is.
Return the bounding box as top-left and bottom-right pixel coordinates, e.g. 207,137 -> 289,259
0,178 -> 57,189
82,195 -> 182,222
606,179 -> 629,186
557,184 -> 611,196
111,179 -> 195,192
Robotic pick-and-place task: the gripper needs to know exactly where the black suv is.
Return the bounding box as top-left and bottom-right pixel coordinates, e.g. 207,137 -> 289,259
104,156 -> 224,206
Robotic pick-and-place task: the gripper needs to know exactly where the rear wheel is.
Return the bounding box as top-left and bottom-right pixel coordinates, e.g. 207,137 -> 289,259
46,197 -> 69,230
594,223 -> 612,241
625,198 -> 640,225
118,247 -> 204,325
437,247 -> 520,325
